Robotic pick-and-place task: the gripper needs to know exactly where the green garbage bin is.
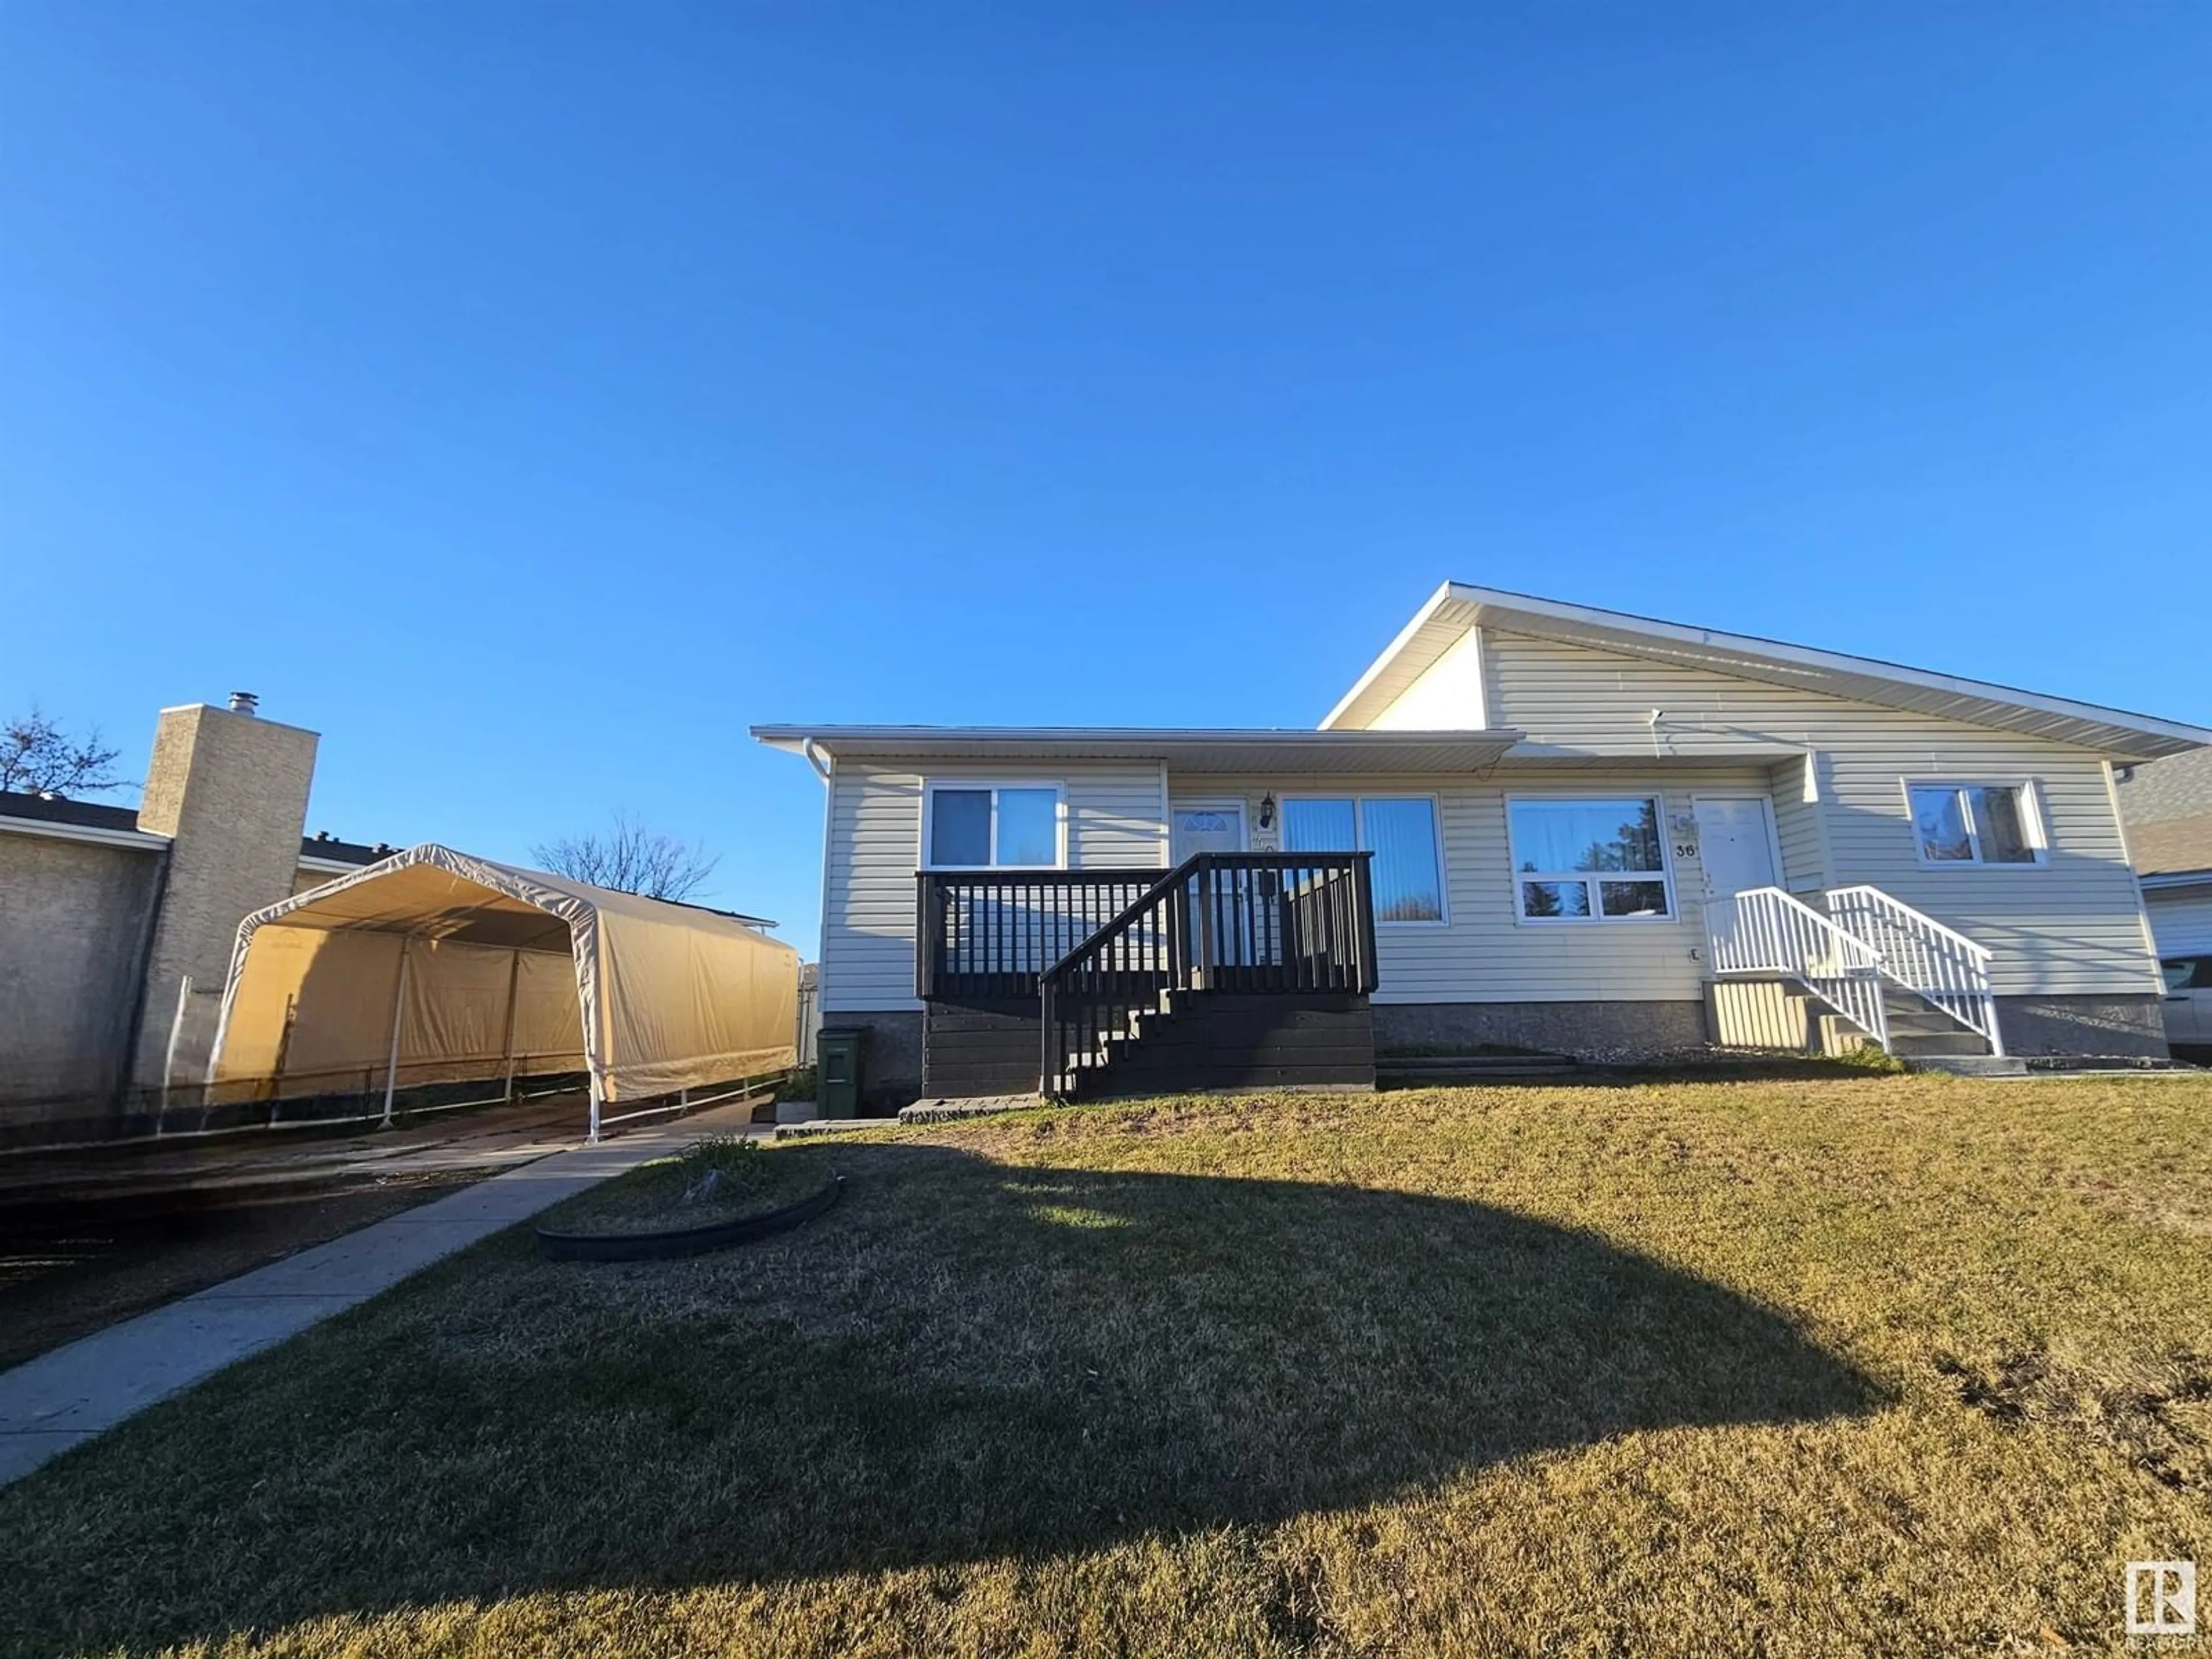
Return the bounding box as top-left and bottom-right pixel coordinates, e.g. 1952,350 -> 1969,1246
818,1027 -> 863,1119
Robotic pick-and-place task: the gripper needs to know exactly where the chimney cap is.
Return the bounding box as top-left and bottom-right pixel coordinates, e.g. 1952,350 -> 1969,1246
228,691 -> 260,715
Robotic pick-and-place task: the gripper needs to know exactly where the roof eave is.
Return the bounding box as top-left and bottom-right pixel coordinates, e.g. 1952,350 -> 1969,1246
1323,581 -> 2212,758
1316,580 -> 1459,732
749,723 -> 1531,773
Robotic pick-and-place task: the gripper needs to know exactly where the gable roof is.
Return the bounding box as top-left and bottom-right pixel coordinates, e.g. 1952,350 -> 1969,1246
1320,582 -> 2212,759
2118,747 -> 2212,878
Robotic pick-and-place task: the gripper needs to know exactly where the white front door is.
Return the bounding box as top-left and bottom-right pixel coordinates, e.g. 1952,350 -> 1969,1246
1171,802 -> 1249,970
1695,796 -> 1780,903
1171,802 -> 1246,863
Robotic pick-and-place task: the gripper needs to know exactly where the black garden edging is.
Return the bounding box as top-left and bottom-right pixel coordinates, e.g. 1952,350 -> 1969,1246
535,1175 -> 844,1262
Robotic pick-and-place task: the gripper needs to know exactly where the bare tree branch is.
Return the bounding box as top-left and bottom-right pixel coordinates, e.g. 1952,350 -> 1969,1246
1,707 -> 128,798
532,812 -> 721,903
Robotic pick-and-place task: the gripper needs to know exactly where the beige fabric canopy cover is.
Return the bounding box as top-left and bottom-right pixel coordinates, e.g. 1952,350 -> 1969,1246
209,844 -> 798,1129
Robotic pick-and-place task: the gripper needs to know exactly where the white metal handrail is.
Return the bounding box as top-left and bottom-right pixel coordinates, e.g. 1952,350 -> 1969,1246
1707,886 -> 1889,1050
1824,885 -> 2003,1056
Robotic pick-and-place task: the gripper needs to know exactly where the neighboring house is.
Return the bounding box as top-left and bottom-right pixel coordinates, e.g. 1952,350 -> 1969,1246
2116,747 -> 2212,1055
0,695 -> 387,1145
759,584 -> 2210,1109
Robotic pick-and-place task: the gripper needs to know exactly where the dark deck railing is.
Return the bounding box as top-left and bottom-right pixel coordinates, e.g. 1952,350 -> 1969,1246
1038,851 -> 1376,1097
916,869 -> 1171,1000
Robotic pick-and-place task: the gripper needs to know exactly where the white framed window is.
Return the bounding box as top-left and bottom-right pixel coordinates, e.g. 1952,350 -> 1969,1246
1904,781 -> 2047,868
922,782 -> 1066,870
1508,796 -> 1675,923
1279,794 -> 1447,925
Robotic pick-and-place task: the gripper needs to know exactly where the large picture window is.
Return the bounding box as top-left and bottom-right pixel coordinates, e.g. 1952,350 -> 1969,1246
1508,797 -> 1674,922
1281,795 -> 1445,923
1906,782 -> 2045,868
923,783 -> 1065,869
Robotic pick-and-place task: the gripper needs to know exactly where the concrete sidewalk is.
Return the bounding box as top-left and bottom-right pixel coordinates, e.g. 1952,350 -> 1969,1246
0,1102 -> 762,1487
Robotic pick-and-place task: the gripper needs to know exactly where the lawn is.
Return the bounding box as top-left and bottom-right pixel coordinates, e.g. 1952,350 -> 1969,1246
1,1074 -> 2207,1657
536,1134 -> 834,1237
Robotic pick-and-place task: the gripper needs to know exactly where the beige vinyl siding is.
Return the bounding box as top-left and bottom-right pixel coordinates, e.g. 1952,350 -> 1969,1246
1172,768 -> 1770,1004
2146,888 -> 2212,956
820,760 -> 1168,1013
1455,629 -> 2160,997
1767,755 -> 1830,895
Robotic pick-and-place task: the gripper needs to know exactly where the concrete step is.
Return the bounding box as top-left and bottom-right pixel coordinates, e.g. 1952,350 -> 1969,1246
1888,1031 -> 1993,1058
1885,1014 -> 1971,1037
1377,1053 -> 1577,1083
2024,1054 -> 2200,1074
1906,1055 -> 2029,1077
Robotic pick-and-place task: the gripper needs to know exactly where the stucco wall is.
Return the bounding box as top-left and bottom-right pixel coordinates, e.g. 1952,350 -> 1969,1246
0,834 -> 164,1108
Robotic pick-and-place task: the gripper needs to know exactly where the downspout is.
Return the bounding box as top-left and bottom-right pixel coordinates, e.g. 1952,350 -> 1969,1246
803,738 -> 835,1033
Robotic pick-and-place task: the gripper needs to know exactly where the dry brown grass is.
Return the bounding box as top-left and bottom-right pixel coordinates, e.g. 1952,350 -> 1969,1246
1,1074 -> 2207,1657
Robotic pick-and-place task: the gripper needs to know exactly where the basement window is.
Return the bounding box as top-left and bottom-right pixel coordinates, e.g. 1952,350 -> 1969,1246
1906,782 -> 2046,868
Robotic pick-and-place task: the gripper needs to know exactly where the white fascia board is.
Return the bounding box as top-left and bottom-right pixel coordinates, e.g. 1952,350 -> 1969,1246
1451,584 -> 2212,749
1322,580 -> 2212,756
1317,581 -> 1461,731
0,814 -> 169,852
296,854 -> 369,874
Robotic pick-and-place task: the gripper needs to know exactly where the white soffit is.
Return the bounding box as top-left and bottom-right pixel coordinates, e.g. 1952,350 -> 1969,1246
1320,583 -> 2212,759
752,725 -> 1525,775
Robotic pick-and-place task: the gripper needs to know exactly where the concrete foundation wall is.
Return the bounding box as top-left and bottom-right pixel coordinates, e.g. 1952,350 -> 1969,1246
1995,994 -> 2168,1058
0,835 -> 164,1108
1372,999 -> 1709,1062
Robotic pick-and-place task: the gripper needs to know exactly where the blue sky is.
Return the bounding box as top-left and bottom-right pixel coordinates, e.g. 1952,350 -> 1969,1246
5,4 -> 2207,959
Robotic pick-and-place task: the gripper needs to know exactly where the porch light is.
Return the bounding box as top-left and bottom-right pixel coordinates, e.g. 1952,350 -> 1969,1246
1258,792 -> 1277,831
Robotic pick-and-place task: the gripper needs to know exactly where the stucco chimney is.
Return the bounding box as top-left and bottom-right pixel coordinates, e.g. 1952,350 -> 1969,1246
131,702 -> 319,1089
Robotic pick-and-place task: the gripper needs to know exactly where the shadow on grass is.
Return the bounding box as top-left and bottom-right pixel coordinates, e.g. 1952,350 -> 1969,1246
0,1141 -> 1884,1654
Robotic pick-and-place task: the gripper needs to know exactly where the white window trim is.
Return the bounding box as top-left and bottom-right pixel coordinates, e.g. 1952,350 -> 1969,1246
1900,778 -> 2050,871
1506,793 -> 1679,925
921,780 -> 1069,871
1278,792 -> 1450,928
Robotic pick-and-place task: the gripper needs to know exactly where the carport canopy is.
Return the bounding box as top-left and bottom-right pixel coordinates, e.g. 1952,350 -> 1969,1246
208,844 -> 799,1138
